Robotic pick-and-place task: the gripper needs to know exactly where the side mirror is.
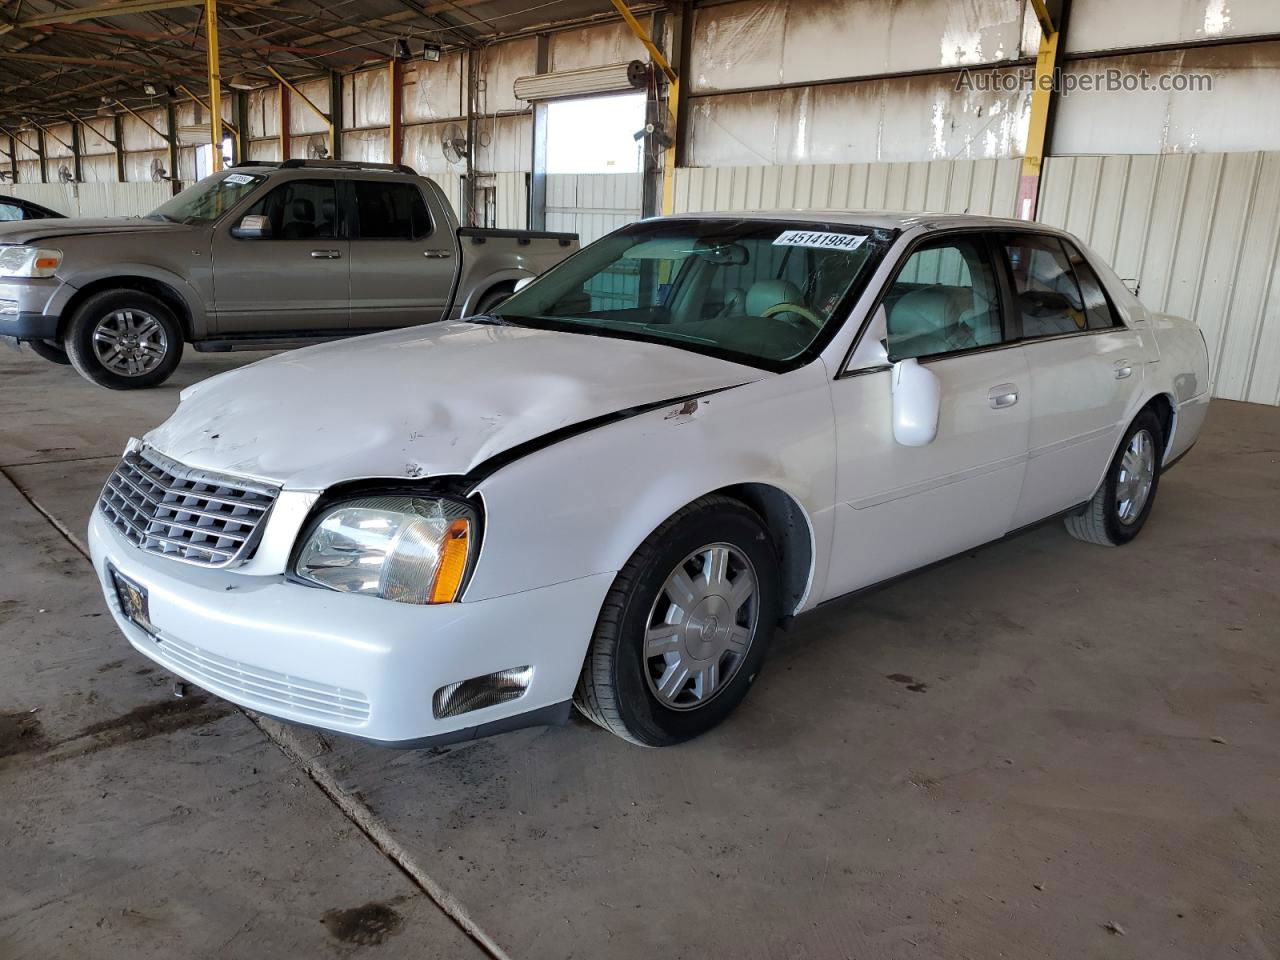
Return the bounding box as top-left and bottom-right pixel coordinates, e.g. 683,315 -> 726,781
891,358 -> 941,447
231,214 -> 271,239
513,276 -> 534,293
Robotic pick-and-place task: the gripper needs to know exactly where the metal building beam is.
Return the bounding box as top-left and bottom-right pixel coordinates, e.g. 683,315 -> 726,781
205,0 -> 224,172
609,0 -> 679,215
265,65 -> 334,157
1017,0 -> 1070,221
388,57 -> 404,166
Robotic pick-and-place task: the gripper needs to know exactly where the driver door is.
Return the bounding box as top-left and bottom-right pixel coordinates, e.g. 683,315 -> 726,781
823,233 -> 1031,600
210,177 -> 349,334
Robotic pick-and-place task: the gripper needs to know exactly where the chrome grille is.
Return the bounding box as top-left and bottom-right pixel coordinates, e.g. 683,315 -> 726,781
99,447 -> 278,568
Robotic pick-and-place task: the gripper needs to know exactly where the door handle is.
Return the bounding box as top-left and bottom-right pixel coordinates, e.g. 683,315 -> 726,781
1114,360 -> 1133,379
423,249 -> 452,259
310,249 -> 341,259
988,384 -> 1018,409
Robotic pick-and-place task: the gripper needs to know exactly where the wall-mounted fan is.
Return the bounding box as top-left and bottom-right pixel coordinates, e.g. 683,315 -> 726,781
58,164 -> 76,184
441,123 -> 468,165
306,134 -> 329,160
150,157 -> 169,182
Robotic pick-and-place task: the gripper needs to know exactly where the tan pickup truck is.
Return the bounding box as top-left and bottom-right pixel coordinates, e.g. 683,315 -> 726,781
0,159 -> 578,389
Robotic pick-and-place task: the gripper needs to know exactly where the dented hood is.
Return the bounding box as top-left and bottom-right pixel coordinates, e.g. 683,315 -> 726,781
145,321 -> 761,490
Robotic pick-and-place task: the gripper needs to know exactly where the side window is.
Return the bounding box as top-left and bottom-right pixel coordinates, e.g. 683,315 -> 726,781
1061,241 -> 1119,330
885,236 -> 1003,360
241,179 -> 337,240
0,202 -> 23,221
1003,235 -> 1089,338
353,181 -> 432,240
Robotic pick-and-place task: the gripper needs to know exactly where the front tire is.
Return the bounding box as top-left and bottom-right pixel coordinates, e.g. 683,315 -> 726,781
25,339 -> 71,365
574,496 -> 780,747
64,290 -> 184,390
1064,408 -> 1165,546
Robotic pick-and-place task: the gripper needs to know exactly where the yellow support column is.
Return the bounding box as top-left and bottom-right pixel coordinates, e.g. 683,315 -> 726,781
1017,0 -> 1061,221
205,0 -> 223,171
610,0 -> 679,215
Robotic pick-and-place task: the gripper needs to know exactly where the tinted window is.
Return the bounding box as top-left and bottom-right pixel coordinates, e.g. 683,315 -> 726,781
1003,235 -> 1089,338
353,181 -> 431,240
0,202 -> 23,221
885,236 -> 1003,360
1062,240 -> 1118,330
241,179 -> 337,240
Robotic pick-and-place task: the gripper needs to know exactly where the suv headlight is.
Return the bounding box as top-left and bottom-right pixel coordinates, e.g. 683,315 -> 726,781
0,246 -> 63,279
295,495 -> 476,604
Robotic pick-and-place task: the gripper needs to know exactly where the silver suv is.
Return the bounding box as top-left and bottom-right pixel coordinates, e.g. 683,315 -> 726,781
0,160 -> 578,389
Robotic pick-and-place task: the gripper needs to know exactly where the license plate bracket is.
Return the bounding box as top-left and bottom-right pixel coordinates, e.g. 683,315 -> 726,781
109,566 -> 156,635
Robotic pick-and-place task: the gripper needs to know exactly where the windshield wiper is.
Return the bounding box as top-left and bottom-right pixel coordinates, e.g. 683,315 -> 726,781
467,313 -> 535,328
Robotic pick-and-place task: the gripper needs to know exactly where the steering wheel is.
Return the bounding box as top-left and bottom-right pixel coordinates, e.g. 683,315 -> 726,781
761,302 -> 823,330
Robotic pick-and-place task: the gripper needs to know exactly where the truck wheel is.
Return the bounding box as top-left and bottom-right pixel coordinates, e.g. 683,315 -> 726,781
473,285 -> 514,316
25,339 -> 71,365
64,290 -> 184,390
1064,408 -> 1165,546
574,496 -> 780,747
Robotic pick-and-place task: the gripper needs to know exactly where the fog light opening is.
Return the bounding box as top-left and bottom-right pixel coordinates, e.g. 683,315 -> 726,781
432,665 -> 533,720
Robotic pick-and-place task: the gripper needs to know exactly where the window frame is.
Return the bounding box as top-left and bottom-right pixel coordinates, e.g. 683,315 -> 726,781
232,176 -> 343,243
839,228 -> 1018,377
346,178 -> 435,242
996,230 -> 1125,342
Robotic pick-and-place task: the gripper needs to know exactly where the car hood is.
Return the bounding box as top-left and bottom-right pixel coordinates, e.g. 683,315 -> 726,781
145,321 -> 763,490
0,217 -> 189,244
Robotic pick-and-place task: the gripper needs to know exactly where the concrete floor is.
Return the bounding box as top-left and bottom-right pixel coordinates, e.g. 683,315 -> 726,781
1,343 -> 1277,960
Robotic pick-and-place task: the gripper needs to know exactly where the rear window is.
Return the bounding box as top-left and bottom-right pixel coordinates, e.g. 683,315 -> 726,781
353,181 -> 432,240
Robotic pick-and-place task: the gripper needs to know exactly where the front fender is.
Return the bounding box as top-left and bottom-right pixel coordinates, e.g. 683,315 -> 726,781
51,263 -> 209,337
465,363 -> 836,613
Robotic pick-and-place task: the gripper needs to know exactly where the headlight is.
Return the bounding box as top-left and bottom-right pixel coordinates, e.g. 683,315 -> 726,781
295,496 -> 476,604
0,246 -> 63,279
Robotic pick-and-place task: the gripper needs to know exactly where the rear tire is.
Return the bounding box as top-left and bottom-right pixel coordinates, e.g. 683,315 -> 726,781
1064,408 -> 1165,546
25,339 -> 71,365
574,496 -> 780,747
473,285 -> 514,316
64,290 -> 184,390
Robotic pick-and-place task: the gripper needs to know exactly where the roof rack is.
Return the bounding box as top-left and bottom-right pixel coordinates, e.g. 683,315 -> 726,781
233,159 -> 419,176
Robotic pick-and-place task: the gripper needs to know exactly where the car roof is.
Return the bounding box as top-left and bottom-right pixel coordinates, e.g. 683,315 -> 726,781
651,209 -> 1063,234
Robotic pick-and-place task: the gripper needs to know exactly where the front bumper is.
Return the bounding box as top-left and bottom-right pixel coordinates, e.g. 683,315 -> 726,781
88,508 -> 614,746
0,277 -> 61,341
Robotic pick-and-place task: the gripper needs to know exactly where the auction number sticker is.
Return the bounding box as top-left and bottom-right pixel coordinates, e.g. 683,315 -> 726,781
772,230 -> 867,251
224,173 -> 256,185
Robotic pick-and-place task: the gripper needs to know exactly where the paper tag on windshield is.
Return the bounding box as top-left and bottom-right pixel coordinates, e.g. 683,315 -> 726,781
773,230 -> 867,251
224,173 -> 255,185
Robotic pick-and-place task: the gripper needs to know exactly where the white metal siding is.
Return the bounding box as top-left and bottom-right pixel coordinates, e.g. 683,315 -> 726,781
672,159 -> 1022,217
545,173 -> 642,245
1039,152 -> 1280,406
5,182 -> 172,218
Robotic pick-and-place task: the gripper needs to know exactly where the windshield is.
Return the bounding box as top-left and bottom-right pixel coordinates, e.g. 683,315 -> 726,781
147,171 -> 267,224
488,218 -> 895,371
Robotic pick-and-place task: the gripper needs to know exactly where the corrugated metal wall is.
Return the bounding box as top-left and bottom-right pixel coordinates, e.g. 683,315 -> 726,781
669,153 -> 1280,405
546,173 -> 643,244
672,159 -> 1022,217
5,182 -> 171,218
1038,152 -> 1280,406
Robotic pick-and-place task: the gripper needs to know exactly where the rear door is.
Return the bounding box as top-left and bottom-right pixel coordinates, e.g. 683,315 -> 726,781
998,233 -> 1149,527
347,178 -> 453,329
826,232 -> 1031,599
209,176 -> 349,333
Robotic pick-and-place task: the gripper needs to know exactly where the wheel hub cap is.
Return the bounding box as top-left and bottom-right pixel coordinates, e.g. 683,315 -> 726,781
644,543 -> 758,711
91,309 -> 167,377
1116,428 -> 1156,525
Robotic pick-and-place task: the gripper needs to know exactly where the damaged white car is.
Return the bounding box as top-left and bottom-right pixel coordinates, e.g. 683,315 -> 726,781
89,212 -> 1211,747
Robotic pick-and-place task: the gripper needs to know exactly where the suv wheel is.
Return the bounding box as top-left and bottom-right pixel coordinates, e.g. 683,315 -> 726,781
64,290 -> 184,390
574,496 -> 780,746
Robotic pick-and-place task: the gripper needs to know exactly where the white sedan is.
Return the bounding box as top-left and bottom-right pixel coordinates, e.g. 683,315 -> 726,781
88,212 -> 1211,747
